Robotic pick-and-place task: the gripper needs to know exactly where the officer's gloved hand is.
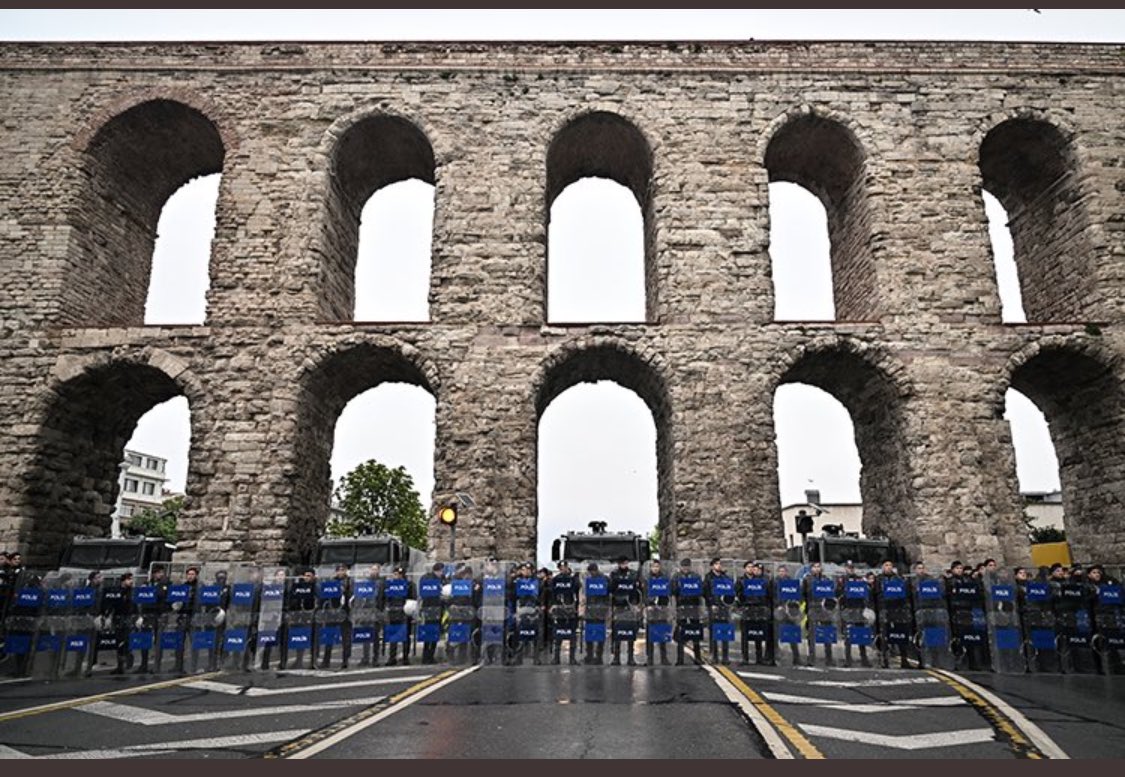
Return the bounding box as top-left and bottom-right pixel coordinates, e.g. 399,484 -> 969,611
171,601 -> 183,612
135,616 -> 145,629
214,608 -> 226,626
93,615 -> 107,631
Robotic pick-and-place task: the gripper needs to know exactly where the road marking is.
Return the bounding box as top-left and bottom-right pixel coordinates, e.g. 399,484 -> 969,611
78,695 -> 386,725
0,677 -> 31,686
763,691 -> 965,713
801,723 -> 997,750
276,665 -> 478,759
704,664 -> 796,758
0,729 -> 305,759
0,671 -> 222,724
279,664 -> 429,678
929,669 -> 1068,759
710,664 -> 824,759
739,672 -> 941,689
184,674 -> 430,696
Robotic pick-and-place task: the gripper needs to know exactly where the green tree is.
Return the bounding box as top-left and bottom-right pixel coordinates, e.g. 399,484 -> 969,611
125,495 -> 183,542
648,524 -> 661,559
331,460 -> 428,548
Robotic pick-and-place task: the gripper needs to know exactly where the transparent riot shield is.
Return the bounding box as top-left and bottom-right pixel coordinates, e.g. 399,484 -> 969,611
511,573 -> 542,665
707,572 -> 736,665
479,561 -> 510,666
736,569 -> 773,667
644,563 -> 674,667
984,571 -> 1024,674
608,566 -> 642,666
673,562 -> 705,665
805,574 -> 840,667
314,566 -> 352,670
446,566 -> 477,665
30,572 -> 75,679
255,567 -> 288,671
156,564 -> 196,674
1092,582 -> 1124,675
282,568 -> 318,670
1021,580 -> 1060,673
947,575 -> 989,672
1056,580 -> 1097,673
126,569 -> 161,675
350,566 -> 384,667
840,577 -> 875,668
59,572 -> 99,678
190,564 -> 231,673
582,568 -> 610,665
219,566 -> 262,671
912,576 -> 953,670
875,574 -> 914,669
4,571 -> 45,677
772,572 -> 803,667
413,569 -> 443,665
382,571 -> 414,666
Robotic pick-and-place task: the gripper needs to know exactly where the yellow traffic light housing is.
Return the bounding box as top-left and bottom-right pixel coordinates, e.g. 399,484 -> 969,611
438,504 -> 458,527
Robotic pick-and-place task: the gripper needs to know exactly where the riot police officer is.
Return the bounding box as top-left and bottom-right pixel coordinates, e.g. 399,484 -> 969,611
583,562 -> 609,665
133,564 -> 168,674
673,559 -> 704,665
384,565 -> 416,667
511,562 -> 542,665
840,560 -> 873,668
645,559 -> 673,666
947,560 -> 989,671
417,562 -> 446,665
283,568 -> 317,670
802,561 -> 836,667
550,560 -> 580,665
737,561 -> 774,666
358,564 -> 384,667
446,564 -> 477,665
609,555 -> 641,666
94,572 -> 134,675
318,563 -> 353,669
704,558 -> 734,665
875,559 -> 912,669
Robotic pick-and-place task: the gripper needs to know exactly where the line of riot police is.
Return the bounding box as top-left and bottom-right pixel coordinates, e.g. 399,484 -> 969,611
2,555 -> 1122,679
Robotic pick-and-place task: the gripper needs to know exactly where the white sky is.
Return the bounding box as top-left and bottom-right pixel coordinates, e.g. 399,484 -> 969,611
10,10 -> 1112,562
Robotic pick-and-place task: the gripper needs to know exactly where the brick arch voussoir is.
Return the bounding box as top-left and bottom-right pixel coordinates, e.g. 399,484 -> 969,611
992,334 -> 1122,415
71,89 -> 238,155
295,334 -> 441,399
756,103 -> 874,169
768,335 -> 912,401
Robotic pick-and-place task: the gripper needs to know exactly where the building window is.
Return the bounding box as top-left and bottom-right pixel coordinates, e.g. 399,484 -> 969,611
127,454 -> 142,466
124,478 -> 138,492
120,505 -> 133,517
142,482 -> 155,496
146,457 -> 160,470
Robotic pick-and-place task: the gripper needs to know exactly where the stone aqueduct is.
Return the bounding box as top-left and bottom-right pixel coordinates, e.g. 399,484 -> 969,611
0,41 -> 1123,568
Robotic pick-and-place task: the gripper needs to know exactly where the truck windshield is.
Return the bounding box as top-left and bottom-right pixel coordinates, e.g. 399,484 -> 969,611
820,542 -> 888,568
564,538 -> 638,562
64,544 -> 143,569
319,543 -> 392,566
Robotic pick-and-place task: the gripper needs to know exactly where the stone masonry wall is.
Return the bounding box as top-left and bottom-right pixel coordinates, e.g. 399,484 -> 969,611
0,41 -> 1122,567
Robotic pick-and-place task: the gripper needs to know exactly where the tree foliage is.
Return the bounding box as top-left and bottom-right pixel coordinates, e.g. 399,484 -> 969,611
330,460 -> 428,548
648,524 -> 661,559
125,495 -> 183,542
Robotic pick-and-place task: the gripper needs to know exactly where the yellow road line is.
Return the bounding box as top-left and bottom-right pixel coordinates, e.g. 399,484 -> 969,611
271,666 -> 476,760
927,669 -> 1057,759
713,664 -> 825,759
0,672 -> 222,724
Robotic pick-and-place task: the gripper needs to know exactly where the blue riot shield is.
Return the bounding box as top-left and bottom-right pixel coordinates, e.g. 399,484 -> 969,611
1092,582 -> 1124,674
583,572 -> 610,665
773,576 -> 804,667
840,578 -> 875,668
875,574 -> 914,669
805,576 -> 840,667
646,573 -> 674,650
446,574 -> 476,664
255,569 -> 288,670
479,562 -> 511,666
1056,580 -> 1097,673
350,570 -> 383,666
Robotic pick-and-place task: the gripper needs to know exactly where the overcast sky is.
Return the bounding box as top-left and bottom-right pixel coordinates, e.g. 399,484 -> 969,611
7,10 -> 1117,563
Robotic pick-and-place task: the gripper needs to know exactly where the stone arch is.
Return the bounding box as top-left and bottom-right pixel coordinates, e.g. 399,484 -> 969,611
23,351 -> 203,565
770,337 -> 915,553
977,112 -> 1097,322
62,98 -> 226,328
545,111 -> 657,322
532,339 -> 674,554
995,336 -> 1125,561
314,111 -> 437,321
762,107 -> 877,322
288,338 -> 439,563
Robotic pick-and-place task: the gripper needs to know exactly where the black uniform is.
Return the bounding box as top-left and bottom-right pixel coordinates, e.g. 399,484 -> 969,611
644,569 -> 673,666
417,571 -> 444,665
672,568 -> 704,665
93,579 -> 132,675
874,570 -> 913,668
609,565 -> 641,665
947,573 -> 989,671
318,574 -> 352,669
282,576 -> 317,669
704,567 -> 734,664
511,571 -> 542,665
384,575 -> 416,666
583,570 -> 610,665
549,569 -> 580,665
446,570 -> 478,665
131,576 -> 166,673
802,571 -> 836,666
737,571 -> 774,666
839,572 -> 873,668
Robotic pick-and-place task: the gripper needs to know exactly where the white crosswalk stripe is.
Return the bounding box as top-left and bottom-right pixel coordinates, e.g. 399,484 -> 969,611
0,730 -> 307,759
184,674 -> 430,696
78,695 -> 385,724
763,691 -> 965,713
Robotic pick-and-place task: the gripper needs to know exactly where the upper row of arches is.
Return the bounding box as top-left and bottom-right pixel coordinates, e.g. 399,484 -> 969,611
59,98 -> 1098,328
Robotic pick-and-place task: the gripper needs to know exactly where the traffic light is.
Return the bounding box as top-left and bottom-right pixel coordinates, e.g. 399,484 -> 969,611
795,509 -> 814,535
438,504 -> 457,527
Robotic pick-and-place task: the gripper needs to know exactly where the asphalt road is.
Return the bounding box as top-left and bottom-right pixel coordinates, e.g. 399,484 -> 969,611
0,658 -> 1121,759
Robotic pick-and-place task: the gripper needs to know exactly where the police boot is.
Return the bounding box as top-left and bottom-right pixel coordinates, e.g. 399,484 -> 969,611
675,644 -> 685,666
824,647 -> 835,667
610,644 -> 621,666
627,643 -> 637,666
660,644 -> 670,666
740,638 -> 751,666
860,646 -> 871,668
552,644 -> 561,664
845,645 -> 853,668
